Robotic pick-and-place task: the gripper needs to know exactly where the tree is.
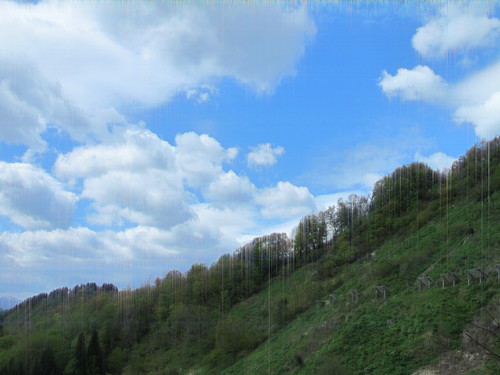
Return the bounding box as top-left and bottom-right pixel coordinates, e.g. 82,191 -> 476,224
39,347 -> 57,375
74,332 -> 87,375
87,330 -> 104,375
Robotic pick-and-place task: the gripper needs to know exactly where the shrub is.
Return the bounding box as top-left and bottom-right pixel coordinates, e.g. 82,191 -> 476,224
372,259 -> 400,279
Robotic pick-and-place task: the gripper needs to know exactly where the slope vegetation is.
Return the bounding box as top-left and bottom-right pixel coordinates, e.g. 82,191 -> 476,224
0,139 -> 499,375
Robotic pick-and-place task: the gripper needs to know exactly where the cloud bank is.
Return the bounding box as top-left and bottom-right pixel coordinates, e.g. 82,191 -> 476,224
0,0 -> 317,297
0,0 -> 315,151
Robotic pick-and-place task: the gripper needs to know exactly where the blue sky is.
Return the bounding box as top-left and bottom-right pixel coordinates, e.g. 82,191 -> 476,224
0,1 -> 499,299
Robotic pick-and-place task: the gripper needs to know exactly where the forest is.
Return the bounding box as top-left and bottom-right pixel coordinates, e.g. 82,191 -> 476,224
0,138 -> 499,375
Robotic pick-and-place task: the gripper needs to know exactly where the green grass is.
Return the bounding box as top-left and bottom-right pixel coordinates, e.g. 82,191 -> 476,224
204,192 -> 500,375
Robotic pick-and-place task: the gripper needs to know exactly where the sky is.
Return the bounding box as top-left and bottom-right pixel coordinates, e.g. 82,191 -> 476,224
1,0 -> 500,299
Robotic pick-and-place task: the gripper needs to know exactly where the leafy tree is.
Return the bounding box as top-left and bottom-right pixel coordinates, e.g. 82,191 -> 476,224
87,330 -> 104,375
39,347 -> 57,375
74,332 -> 87,375
105,347 -> 125,375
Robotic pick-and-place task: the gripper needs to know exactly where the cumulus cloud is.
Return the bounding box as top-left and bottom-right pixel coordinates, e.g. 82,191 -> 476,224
255,181 -> 316,219
380,62 -> 500,139
202,170 -> 256,206
83,169 -> 193,229
0,1 -> 315,150
247,143 -> 285,167
54,128 -> 192,228
379,5 -> 500,141
0,222 -> 238,296
54,128 -> 316,232
453,60 -> 500,106
0,0 -> 319,295
0,62 -> 89,151
54,127 -> 176,180
192,203 -> 256,244
454,91 -> 500,140
54,129 -> 253,228
379,65 -> 448,102
415,151 -> 457,171
175,132 -> 238,188
56,130 -> 225,228
412,5 -> 500,59
0,162 -> 77,229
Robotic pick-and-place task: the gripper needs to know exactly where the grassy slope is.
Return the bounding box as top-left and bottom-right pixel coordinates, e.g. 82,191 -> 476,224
191,191 -> 500,375
1,149 -> 499,375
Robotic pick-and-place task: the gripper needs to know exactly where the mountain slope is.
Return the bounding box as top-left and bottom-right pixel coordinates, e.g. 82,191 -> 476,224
217,192 -> 499,375
0,138 -> 499,375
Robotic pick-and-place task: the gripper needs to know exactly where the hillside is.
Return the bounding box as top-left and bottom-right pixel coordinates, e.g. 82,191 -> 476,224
0,138 -> 499,375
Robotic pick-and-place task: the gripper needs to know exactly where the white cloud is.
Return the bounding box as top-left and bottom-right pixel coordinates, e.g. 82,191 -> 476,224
0,223 -> 237,296
54,128 -> 316,238
414,151 -> 456,171
185,85 -> 217,103
453,60 -> 500,106
202,170 -> 256,206
412,5 -> 500,59
454,91 -> 500,140
0,0 -> 319,297
175,132 -> 238,188
192,203 -> 256,244
0,1 -> 315,150
247,143 -> 285,167
83,169 -> 193,229
0,162 -> 77,230
379,65 -> 448,102
379,62 -> 500,140
54,128 -> 194,228
0,62 -> 90,151
380,5 -> 500,141
255,181 -> 316,219
54,127 -> 176,180
54,129 -> 256,229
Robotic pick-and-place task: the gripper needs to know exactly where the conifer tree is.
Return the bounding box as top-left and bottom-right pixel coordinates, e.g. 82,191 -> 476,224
40,347 -> 57,375
87,330 -> 104,375
74,332 -> 87,375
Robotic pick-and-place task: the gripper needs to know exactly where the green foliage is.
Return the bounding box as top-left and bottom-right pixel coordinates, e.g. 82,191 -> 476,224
313,355 -> 349,375
87,330 -> 104,375
105,347 -> 125,375
372,258 -> 400,279
1,138 -> 499,375
215,316 -> 263,356
74,332 -> 87,375
39,347 -> 57,375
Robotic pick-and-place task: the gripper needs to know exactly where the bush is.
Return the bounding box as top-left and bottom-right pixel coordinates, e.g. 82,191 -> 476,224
372,259 -> 400,279
270,296 -> 294,329
215,317 -> 262,356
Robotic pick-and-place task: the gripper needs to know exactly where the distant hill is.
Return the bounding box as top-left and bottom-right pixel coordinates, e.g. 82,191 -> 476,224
0,296 -> 20,310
